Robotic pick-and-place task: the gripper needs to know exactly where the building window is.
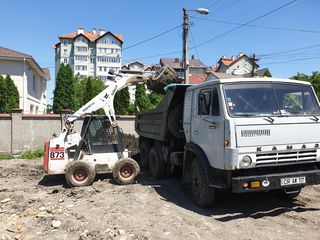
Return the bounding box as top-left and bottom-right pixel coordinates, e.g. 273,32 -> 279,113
63,39 -> 68,46
75,65 -> 87,71
76,46 -> 88,52
97,57 -> 120,63
100,76 -> 108,81
33,75 -> 37,92
63,49 -> 67,55
75,55 -> 88,61
63,58 -> 68,64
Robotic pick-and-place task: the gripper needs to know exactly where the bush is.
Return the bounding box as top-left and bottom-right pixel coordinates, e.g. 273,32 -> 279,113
0,153 -> 14,160
20,149 -> 44,159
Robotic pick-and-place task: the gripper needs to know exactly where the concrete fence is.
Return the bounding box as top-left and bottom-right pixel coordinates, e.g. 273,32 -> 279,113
0,110 -> 136,154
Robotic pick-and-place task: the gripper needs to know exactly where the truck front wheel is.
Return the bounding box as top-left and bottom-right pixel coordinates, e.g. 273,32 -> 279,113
65,161 -> 96,187
149,147 -> 166,179
191,158 -> 215,208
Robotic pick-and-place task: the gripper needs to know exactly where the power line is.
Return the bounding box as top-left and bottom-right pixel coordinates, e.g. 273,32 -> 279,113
191,16 -> 320,34
260,56 -> 320,65
122,24 -> 181,51
258,43 -> 320,57
190,29 -> 200,60
190,0 -> 298,50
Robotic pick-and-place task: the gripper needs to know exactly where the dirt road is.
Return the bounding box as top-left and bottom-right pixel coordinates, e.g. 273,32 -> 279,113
0,158 -> 320,240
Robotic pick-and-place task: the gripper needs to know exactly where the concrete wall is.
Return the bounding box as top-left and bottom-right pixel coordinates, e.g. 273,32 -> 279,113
0,113 -> 136,154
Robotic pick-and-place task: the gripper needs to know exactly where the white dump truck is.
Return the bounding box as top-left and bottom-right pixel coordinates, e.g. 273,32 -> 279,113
136,77 -> 320,207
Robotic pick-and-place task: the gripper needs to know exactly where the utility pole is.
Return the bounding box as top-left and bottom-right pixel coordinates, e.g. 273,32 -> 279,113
182,8 -> 209,84
183,8 -> 190,84
250,54 -> 258,77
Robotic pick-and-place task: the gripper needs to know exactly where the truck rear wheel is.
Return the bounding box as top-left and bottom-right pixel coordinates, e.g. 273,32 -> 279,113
113,158 -> 140,185
190,158 -> 215,208
140,141 -> 151,169
65,161 -> 96,187
149,147 -> 166,179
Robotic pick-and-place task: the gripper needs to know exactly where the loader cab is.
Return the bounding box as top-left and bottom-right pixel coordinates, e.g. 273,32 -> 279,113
80,116 -> 125,154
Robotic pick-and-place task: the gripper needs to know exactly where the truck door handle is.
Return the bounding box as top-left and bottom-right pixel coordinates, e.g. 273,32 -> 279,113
209,122 -> 218,129
193,130 -> 198,135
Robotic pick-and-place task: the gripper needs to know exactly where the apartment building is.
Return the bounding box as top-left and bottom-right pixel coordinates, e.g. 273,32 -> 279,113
54,27 -> 123,80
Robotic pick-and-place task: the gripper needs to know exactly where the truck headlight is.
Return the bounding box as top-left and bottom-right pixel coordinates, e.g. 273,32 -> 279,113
240,155 -> 252,168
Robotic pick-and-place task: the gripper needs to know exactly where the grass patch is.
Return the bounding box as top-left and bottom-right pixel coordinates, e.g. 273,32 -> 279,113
20,149 -> 44,159
0,153 -> 14,160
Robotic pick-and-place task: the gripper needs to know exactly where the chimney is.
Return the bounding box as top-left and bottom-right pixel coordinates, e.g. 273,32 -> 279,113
191,55 -> 195,60
92,28 -> 96,35
77,27 -> 84,34
238,52 -> 244,57
174,58 -> 179,63
232,56 -> 235,60
99,28 -> 106,36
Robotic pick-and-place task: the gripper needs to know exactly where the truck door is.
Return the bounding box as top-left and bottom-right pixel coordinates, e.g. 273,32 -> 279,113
191,87 -> 225,169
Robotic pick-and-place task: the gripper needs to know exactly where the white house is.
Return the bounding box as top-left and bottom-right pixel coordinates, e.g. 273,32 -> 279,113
0,46 -> 50,114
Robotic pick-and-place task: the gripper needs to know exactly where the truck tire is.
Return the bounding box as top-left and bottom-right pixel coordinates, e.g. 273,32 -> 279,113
140,141 -> 151,169
190,158 -> 215,208
168,103 -> 184,140
149,147 -> 166,179
113,158 -> 140,185
275,187 -> 301,200
65,161 -> 96,187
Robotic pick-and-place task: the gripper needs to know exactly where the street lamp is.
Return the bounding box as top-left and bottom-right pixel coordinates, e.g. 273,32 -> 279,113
183,8 -> 209,84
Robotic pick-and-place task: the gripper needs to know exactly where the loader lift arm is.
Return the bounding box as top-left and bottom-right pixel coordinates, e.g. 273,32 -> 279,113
63,66 -> 178,131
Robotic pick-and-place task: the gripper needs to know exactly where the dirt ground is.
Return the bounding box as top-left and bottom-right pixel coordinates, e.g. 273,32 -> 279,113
0,157 -> 320,240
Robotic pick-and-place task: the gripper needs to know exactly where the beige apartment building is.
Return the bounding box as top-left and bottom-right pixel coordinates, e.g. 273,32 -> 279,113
54,27 -> 123,80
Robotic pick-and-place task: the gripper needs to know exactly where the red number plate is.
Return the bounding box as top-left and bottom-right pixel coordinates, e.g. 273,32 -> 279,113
49,148 -> 65,160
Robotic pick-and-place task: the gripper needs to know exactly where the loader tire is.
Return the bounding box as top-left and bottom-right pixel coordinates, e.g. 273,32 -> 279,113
113,158 -> 140,185
190,158 -> 215,208
168,103 -> 184,140
140,141 -> 151,169
149,147 -> 166,179
65,161 -> 96,187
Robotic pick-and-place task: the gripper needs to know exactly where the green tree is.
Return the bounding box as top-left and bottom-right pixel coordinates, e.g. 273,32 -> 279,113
135,84 -> 152,112
52,64 -> 75,113
83,77 -> 94,104
114,87 -> 131,115
5,75 -> 19,112
73,76 -> 106,114
0,76 -> 8,113
148,91 -> 163,109
292,71 -> 320,99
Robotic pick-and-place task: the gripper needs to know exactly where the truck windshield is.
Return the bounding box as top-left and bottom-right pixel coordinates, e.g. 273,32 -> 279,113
224,83 -> 320,117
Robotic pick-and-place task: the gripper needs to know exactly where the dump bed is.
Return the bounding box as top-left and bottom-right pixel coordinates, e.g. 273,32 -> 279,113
135,84 -> 190,142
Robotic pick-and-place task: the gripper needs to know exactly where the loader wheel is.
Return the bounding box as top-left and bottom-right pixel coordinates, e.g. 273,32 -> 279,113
65,161 -> 96,187
113,158 -> 140,185
149,147 -> 166,179
190,158 -> 215,208
140,141 -> 151,169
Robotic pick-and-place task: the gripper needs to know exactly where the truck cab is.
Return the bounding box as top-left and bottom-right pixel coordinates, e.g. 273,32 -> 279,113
182,78 -> 320,206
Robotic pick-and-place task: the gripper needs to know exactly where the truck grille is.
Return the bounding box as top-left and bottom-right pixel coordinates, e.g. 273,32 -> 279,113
256,149 -> 317,167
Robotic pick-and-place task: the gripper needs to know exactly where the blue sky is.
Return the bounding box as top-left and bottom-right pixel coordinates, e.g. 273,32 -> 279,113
0,0 -> 319,104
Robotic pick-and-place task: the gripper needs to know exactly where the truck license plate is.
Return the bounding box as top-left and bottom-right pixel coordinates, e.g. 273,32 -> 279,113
280,176 -> 306,186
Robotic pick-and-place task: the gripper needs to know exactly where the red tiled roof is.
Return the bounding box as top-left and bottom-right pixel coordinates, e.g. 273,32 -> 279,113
0,46 -> 32,58
189,74 -> 208,84
59,31 -> 123,42
221,58 -> 237,66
